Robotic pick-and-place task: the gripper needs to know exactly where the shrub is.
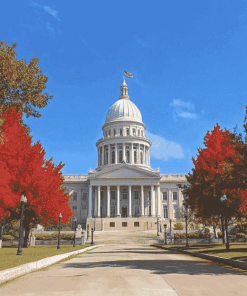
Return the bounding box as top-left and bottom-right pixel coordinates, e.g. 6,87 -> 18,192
236,233 -> 246,239
34,233 -> 51,240
2,234 -> 15,241
49,232 -> 59,240
218,232 -> 223,238
173,222 -> 185,230
61,226 -> 72,231
174,233 -> 186,239
205,228 -> 210,238
188,232 -> 200,238
61,233 -> 74,240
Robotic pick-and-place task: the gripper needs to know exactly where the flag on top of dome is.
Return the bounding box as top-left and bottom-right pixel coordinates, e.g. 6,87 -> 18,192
124,70 -> 133,78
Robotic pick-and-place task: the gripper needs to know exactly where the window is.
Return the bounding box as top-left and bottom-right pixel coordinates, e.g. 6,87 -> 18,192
173,206 -> 177,219
126,128 -> 129,136
110,222 -> 115,227
134,191 -> 139,199
173,192 -> 178,201
134,151 -> 137,164
126,150 -> 130,163
140,152 -> 143,164
73,206 -> 77,212
106,150 -> 108,165
122,189 -> 127,200
163,192 -> 168,201
133,128 -> 136,136
73,192 -> 77,201
163,205 -> 168,218
148,205 -> 151,216
135,206 -> 139,217
134,222 -> 140,227
82,192 -> 87,200
114,129 -> 116,136
119,150 -> 123,162
108,130 -> 111,136
111,191 -> 116,200
141,131 -> 143,136
110,206 -> 115,216
122,222 -> 127,227
100,191 -> 104,200
148,191 -> 151,201
138,130 -> 140,136
112,150 -> 115,164
120,128 -> 123,136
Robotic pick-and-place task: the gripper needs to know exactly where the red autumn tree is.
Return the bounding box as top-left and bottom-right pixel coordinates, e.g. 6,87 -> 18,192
0,109 -> 74,246
180,123 -> 244,221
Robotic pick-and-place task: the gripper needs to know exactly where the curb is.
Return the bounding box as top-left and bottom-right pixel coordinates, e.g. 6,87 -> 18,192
152,244 -> 247,271
0,245 -> 103,285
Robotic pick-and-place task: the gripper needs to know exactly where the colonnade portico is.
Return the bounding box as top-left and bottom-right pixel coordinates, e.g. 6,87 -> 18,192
87,184 -> 161,218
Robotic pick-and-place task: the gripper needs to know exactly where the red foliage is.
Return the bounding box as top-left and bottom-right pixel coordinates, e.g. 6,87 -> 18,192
0,109 -> 73,225
193,123 -> 239,177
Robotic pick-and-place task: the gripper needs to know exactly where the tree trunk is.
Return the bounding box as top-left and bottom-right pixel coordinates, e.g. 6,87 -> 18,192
213,225 -> 216,238
221,215 -> 225,244
23,227 -> 30,248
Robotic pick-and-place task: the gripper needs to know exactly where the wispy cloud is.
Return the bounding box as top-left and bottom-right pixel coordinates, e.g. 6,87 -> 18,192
134,35 -> 148,47
45,22 -> 54,33
31,1 -> 61,21
170,99 -> 197,119
146,131 -> 184,161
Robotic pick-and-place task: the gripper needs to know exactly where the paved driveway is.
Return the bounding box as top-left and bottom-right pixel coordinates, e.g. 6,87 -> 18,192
1,230 -> 247,296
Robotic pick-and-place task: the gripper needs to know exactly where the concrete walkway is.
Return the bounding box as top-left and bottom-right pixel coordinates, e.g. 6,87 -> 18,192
1,231 -> 247,295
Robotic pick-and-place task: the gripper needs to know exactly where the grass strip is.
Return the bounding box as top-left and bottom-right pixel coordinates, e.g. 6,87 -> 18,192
0,244 -> 94,271
160,242 -> 247,261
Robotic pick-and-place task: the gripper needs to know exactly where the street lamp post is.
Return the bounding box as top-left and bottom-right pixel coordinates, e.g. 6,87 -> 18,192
73,217 -> 77,247
184,212 -> 189,248
91,228 -> 94,245
221,194 -> 230,250
57,213 -> 62,249
164,224 -> 167,244
17,195 -> 27,255
170,219 -> 172,244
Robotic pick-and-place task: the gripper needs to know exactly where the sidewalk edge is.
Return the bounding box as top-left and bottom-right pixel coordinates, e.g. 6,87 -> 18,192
152,244 -> 247,271
0,244 -> 104,285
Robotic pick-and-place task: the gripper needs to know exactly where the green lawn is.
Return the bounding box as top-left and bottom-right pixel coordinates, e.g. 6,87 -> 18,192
161,242 -> 247,261
0,244 -> 93,271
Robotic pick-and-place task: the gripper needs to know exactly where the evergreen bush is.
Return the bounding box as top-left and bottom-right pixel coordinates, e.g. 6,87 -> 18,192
2,234 -> 15,241
173,222 -> 185,230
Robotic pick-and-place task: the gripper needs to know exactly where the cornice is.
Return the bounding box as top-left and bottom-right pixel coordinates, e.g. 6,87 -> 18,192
102,120 -> 146,130
96,136 -> 152,147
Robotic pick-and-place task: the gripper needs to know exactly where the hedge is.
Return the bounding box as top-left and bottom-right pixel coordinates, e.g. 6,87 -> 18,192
34,233 -> 74,240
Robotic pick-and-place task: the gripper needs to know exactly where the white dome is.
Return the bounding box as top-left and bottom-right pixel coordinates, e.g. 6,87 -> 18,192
105,99 -> 142,124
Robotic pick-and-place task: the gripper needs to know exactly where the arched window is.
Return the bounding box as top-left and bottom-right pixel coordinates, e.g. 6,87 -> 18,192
138,130 -> 140,136
120,128 -> 123,136
134,151 -> 137,164
106,151 -> 108,164
126,150 -> 130,163
140,152 -> 143,164
108,130 -> 111,136
114,129 -> 116,136
119,150 -> 123,163
112,150 -> 115,164
133,128 -> 136,136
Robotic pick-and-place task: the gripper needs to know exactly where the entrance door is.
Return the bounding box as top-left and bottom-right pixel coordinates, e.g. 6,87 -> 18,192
122,206 -> 127,218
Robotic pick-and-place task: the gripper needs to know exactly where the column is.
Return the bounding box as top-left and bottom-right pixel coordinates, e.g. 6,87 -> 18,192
128,185 -> 132,217
168,188 -> 173,219
108,144 -> 110,164
102,146 -> 104,166
141,185 -> 144,216
97,186 -> 101,217
116,185 -> 120,217
115,143 -> 118,164
179,189 -> 183,209
130,143 -> 133,163
94,188 -> 97,217
143,146 -> 146,165
123,143 -> 126,162
88,185 -> 92,218
107,186 -> 110,217
156,185 -> 160,217
137,144 -> 139,164
151,186 -> 155,216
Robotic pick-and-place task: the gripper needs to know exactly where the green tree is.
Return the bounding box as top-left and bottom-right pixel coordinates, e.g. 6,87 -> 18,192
0,42 -> 53,120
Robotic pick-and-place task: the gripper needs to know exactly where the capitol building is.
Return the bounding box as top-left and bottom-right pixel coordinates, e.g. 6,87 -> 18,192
63,80 -> 187,231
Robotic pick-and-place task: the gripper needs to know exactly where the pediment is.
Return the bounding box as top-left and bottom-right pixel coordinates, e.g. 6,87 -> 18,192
90,165 -> 160,180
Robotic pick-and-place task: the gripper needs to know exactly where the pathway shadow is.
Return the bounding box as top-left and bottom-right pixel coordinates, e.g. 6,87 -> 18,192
62,258 -> 245,275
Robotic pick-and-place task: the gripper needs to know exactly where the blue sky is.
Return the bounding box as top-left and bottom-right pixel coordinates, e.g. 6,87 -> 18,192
2,0 -> 247,175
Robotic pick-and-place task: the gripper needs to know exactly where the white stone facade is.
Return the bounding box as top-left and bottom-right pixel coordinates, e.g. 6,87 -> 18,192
63,80 -> 187,230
